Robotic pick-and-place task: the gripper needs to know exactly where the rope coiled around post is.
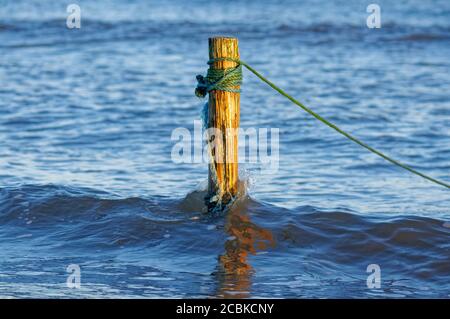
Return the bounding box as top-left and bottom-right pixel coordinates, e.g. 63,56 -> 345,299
195,57 -> 450,189
195,59 -> 242,97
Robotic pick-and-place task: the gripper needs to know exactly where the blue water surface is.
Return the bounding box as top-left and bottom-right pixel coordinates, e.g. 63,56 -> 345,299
0,0 -> 449,298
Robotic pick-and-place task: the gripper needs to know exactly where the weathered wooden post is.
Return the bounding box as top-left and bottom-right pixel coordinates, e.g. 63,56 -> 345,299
207,37 -> 240,207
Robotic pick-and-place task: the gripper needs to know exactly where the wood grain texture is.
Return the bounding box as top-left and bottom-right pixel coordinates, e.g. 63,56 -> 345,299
207,37 -> 240,204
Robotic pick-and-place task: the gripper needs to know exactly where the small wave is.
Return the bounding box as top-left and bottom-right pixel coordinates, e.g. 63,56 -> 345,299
2,18 -> 450,49
0,184 -> 449,297
394,33 -> 450,42
0,23 -> 18,31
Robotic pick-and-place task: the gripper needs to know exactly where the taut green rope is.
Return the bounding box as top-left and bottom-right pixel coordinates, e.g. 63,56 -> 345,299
195,57 -> 450,189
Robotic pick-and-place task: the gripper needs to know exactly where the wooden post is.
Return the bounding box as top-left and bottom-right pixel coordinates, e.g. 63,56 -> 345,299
207,37 -> 240,206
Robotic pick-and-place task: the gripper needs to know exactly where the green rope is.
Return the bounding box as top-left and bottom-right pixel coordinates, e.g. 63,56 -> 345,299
195,60 -> 242,97
195,58 -> 450,189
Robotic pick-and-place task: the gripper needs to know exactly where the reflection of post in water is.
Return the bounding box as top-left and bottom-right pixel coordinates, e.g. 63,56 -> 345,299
216,206 -> 275,298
